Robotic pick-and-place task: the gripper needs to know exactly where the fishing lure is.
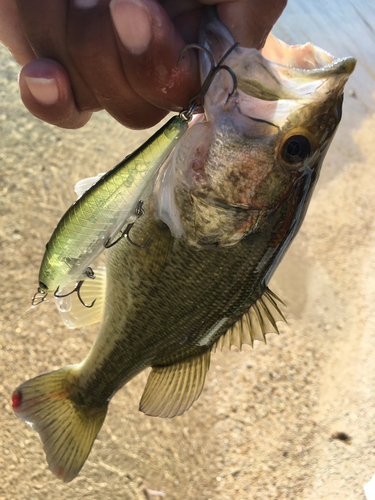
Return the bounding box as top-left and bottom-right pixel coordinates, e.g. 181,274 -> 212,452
32,43 -> 238,307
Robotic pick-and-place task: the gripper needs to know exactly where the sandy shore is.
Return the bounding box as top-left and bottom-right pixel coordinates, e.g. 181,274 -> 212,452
1,3 -> 375,499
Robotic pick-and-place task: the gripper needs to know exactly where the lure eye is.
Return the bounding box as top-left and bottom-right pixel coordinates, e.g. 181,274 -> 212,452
281,135 -> 311,166
39,282 -> 48,291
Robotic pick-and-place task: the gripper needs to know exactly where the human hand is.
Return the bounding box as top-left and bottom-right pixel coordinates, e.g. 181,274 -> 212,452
0,0 -> 287,129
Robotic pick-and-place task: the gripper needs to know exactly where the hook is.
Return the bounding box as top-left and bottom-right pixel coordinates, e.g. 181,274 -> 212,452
178,42 -> 239,118
177,44 -> 215,71
125,222 -> 150,248
54,278 -> 96,309
104,200 -> 148,249
207,64 -> 238,105
104,221 -> 149,249
31,288 -> 48,306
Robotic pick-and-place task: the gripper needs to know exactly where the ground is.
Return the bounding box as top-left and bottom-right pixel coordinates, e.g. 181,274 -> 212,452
1,13 -> 375,500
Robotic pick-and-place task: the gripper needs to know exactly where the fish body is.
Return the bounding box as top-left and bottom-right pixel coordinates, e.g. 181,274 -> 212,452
13,10 -> 356,483
38,114 -> 189,293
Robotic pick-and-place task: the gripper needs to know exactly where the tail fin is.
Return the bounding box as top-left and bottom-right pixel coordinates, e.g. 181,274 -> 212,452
12,366 -> 107,482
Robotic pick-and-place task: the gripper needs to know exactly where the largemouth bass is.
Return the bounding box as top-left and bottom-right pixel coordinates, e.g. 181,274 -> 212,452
12,10 -> 356,483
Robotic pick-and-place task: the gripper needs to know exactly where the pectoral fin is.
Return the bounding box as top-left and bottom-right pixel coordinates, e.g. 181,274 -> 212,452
139,219 -> 174,279
139,351 -> 211,418
212,288 -> 286,352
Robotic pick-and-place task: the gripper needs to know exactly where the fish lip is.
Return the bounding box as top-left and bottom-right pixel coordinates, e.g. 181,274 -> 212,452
293,56 -> 357,78
199,7 -> 356,105
270,55 -> 357,95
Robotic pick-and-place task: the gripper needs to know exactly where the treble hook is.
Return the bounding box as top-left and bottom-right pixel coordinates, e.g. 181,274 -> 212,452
31,288 -> 48,306
105,221 -> 149,249
178,42 -> 239,117
54,273 -> 96,309
104,200 -> 148,249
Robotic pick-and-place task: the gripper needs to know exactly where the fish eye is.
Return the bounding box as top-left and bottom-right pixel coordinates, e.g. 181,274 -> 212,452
281,135 -> 311,166
39,282 -> 48,291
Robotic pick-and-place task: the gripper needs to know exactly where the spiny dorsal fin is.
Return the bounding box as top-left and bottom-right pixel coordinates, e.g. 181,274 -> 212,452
212,288 -> 286,352
139,351 -> 211,418
54,267 -> 106,328
74,173 -> 106,198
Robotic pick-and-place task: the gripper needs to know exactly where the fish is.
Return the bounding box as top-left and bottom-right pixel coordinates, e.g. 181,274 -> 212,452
12,9 -> 356,483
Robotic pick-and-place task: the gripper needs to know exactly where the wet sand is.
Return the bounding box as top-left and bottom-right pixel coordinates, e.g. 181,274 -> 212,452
1,2 -> 375,499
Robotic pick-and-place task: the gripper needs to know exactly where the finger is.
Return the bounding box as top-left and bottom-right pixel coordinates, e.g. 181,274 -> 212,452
0,0 -> 35,65
67,0 -> 168,128
16,0 -> 100,111
109,0 -> 200,112
19,59 -> 92,128
160,1 -> 287,50
215,0 -> 288,49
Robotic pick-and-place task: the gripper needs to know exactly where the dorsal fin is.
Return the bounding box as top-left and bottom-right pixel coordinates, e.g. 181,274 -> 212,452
54,267 -> 107,329
139,351 -> 211,418
74,173 -> 106,198
212,288 -> 286,352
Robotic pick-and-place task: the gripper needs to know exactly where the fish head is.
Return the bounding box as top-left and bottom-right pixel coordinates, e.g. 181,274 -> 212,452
154,10 -> 356,248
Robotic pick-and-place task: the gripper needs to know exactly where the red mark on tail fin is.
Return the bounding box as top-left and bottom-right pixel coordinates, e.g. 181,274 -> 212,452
12,390 -> 23,410
56,467 -> 67,481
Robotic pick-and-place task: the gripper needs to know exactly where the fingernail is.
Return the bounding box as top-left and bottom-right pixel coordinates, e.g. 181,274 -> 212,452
110,0 -> 152,55
24,77 -> 59,105
74,0 -> 100,8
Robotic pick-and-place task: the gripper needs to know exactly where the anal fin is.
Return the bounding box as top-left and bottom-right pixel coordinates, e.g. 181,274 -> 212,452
212,287 -> 286,352
139,351 -> 211,418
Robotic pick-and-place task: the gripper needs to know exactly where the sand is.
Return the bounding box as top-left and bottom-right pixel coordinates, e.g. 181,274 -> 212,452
1,8 -> 375,499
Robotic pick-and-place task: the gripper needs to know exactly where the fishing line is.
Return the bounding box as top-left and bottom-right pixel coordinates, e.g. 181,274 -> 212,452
1,298 -> 50,335
235,104 -> 280,130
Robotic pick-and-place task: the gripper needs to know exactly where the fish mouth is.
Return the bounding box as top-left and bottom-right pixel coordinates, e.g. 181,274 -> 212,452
199,10 -> 357,104
262,34 -> 357,75
299,56 -> 357,79
231,51 -> 357,103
